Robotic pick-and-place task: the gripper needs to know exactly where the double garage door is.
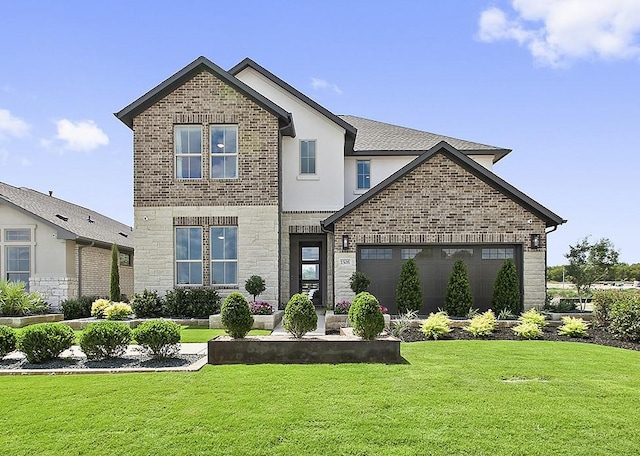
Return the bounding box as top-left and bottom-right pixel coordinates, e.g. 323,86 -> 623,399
357,244 -> 522,315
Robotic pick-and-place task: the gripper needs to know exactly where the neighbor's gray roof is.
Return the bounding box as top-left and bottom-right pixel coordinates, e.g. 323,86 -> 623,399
0,182 -> 134,250
339,115 -> 511,162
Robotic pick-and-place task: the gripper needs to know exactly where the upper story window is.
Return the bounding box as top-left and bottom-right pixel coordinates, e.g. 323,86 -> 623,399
175,227 -> 203,285
300,140 -> 316,175
211,125 -> 238,179
357,160 -> 370,190
174,126 -> 202,179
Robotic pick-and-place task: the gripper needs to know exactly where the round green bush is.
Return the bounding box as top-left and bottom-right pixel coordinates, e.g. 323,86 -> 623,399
132,319 -> 181,359
60,295 -> 97,320
220,292 -> 254,339
283,293 -> 317,338
17,323 -> 75,363
348,292 -> 385,340
130,290 -> 165,318
0,325 -> 17,357
79,321 -> 132,360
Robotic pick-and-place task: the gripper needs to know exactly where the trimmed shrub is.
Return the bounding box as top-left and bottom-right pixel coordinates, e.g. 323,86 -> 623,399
512,322 -> 542,340
558,317 -> 589,338
61,295 -> 97,320
91,299 -> 112,319
444,259 -> 474,317
0,325 -> 17,357
396,259 -> 422,314
334,300 -> 351,315
165,288 -> 221,318
17,323 -> 75,363
110,244 -> 121,301
519,308 -> 547,328
592,289 -> 629,328
492,259 -> 522,315
79,321 -> 132,360
221,292 -> 254,338
249,301 -> 273,315
133,320 -> 181,359
283,293 -> 317,338
0,280 -> 50,316
348,292 -> 385,340
349,271 -> 371,294
608,294 -> 640,341
464,310 -> 497,337
104,302 -> 133,320
130,290 -> 165,318
245,275 -> 266,301
421,312 -> 452,340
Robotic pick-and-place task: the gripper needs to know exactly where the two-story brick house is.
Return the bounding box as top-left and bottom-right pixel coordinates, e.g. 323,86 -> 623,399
116,56 -> 564,314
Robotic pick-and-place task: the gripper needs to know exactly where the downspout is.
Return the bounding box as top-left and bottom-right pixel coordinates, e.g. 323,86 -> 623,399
320,221 -> 334,310
77,241 -> 95,298
543,225 -> 560,304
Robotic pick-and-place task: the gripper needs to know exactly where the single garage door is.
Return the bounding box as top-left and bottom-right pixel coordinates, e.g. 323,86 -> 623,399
357,244 -> 522,315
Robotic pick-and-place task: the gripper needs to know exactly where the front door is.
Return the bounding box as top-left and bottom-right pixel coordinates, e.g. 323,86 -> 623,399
300,242 -> 322,306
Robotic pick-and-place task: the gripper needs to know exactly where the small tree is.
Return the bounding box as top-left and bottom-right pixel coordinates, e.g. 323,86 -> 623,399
283,293 -> 317,338
444,259 -> 473,317
349,271 -> 370,294
492,259 -> 521,315
245,275 -> 266,301
396,259 -> 422,314
565,237 -> 619,309
109,244 -> 121,302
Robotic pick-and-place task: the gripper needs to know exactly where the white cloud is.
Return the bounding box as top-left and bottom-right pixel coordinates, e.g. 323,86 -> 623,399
311,77 -> 343,95
53,119 -> 109,152
477,0 -> 640,66
0,109 -> 30,138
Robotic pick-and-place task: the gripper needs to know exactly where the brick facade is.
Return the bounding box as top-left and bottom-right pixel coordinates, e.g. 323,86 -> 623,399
77,245 -> 134,299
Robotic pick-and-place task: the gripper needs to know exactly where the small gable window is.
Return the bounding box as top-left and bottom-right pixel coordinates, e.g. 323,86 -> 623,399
211,125 -> 238,179
300,140 -> 316,175
357,160 -> 370,190
174,126 -> 202,179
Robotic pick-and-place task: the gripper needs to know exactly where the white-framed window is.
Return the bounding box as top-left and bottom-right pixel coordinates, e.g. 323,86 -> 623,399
175,227 -> 203,285
211,125 -> 238,179
300,140 -> 316,175
2,227 -> 34,289
174,125 -> 203,179
211,226 -> 237,286
356,160 -> 370,190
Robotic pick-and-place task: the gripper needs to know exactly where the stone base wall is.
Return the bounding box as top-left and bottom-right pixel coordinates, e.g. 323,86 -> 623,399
30,276 -> 79,312
523,250 -> 546,310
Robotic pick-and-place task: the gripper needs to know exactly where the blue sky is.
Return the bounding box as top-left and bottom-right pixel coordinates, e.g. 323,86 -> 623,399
1,0 -> 639,266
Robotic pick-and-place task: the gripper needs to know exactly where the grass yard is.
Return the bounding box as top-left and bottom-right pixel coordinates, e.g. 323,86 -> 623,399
69,327 -> 272,344
1,341 -> 639,455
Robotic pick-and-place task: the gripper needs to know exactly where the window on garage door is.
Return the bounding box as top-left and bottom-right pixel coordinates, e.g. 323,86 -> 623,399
360,248 -> 393,260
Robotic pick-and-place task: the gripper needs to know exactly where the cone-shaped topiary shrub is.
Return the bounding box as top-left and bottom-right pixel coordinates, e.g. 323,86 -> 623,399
396,259 -> 422,314
0,325 -> 17,357
349,271 -> 371,294
220,292 -> 254,339
283,293 -> 317,338
17,323 -> 75,363
444,259 -> 473,317
348,292 -> 385,340
492,259 -> 522,315
110,244 -> 121,302
79,321 -> 132,360
133,319 -> 181,359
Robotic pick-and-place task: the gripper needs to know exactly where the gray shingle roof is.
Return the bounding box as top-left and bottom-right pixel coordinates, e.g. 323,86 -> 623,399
339,115 -> 510,161
0,182 -> 134,250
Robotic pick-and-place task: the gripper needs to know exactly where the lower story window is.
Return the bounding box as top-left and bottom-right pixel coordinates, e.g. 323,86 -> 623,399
5,246 -> 30,287
211,227 -> 238,285
175,227 -> 203,285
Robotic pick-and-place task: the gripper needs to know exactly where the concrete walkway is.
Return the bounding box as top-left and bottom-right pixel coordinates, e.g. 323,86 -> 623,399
271,309 -> 326,336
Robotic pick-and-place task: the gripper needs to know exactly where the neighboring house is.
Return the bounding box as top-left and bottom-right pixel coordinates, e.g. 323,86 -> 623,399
0,182 -> 134,309
116,56 -> 564,314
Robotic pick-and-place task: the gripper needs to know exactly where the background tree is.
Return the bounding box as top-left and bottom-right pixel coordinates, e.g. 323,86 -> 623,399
349,271 -> 371,294
444,259 -> 473,317
245,275 -> 266,301
565,237 -> 619,308
109,244 -> 121,301
492,259 -> 521,315
396,259 -> 422,314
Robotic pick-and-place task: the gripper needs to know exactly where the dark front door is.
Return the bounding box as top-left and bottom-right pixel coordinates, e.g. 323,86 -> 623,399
300,242 -> 322,306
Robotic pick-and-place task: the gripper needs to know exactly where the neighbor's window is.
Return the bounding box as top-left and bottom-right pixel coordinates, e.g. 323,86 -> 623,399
5,246 -> 30,286
357,160 -> 370,190
119,252 -> 132,267
300,140 -> 316,174
4,229 -> 31,242
175,227 -> 203,285
211,227 -> 237,286
211,125 -> 238,179
174,125 -> 202,179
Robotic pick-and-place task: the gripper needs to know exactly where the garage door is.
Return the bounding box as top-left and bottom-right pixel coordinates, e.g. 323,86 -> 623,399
357,245 -> 522,315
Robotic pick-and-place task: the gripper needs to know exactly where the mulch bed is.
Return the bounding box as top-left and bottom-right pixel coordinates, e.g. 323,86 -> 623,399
398,326 -> 640,351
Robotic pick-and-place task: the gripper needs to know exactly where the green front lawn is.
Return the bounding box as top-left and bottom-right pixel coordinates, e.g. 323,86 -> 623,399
1,341 -> 639,455
70,326 -> 271,344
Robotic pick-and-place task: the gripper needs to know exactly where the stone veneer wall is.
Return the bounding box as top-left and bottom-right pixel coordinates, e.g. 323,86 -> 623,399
30,277 -> 78,312
135,206 -> 279,304
332,152 -> 549,310
280,212 -> 334,307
